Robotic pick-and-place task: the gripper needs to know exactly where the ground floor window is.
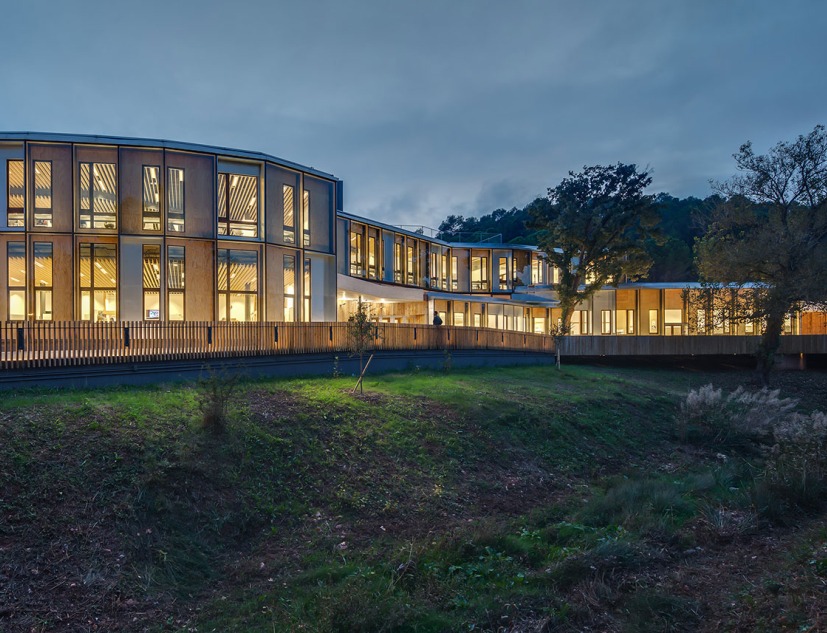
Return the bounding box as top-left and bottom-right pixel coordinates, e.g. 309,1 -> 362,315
143,245 -> 161,320
601,310 -> 612,334
648,309 -> 658,334
303,257 -> 311,321
168,246 -> 185,321
79,243 -> 117,321
34,242 -> 52,320
217,249 -> 258,322
284,254 -> 295,322
7,241 -> 26,320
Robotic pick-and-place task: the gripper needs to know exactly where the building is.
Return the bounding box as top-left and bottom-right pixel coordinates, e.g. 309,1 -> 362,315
2,132 -> 825,338
1,132 -> 340,324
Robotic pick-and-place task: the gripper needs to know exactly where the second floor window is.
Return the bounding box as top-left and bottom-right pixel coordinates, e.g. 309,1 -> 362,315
142,166 -> 161,231
167,167 -> 185,232
79,162 -> 117,229
303,189 -> 311,247
283,185 -> 295,244
6,160 -> 24,227
471,256 -> 489,291
33,161 -> 52,227
393,240 -> 403,283
218,173 -> 258,237
350,228 -> 363,276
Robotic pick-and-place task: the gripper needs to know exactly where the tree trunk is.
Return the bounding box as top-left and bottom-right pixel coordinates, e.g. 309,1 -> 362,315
756,310 -> 784,386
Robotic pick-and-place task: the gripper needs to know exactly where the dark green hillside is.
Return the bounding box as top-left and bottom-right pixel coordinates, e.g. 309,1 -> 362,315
1,366 -> 826,632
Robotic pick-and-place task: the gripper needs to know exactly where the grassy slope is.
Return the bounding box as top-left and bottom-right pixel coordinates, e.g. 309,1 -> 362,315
1,365 -> 826,632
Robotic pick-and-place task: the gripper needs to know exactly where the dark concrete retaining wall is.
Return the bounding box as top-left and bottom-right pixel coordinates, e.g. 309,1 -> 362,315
0,349 -> 555,391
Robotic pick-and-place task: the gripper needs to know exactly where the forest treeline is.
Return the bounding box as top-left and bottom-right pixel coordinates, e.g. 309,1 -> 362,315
436,193 -> 719,282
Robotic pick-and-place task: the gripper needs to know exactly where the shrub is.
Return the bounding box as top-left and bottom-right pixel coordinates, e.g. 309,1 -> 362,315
676,384 -> 797,450
198,366 -> 241,434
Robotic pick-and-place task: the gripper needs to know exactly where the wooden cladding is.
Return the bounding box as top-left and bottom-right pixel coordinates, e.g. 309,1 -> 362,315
0,321 -> 554,369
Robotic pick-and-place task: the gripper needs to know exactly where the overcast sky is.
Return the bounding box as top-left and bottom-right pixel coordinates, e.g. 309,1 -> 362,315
1,1 -> 824,228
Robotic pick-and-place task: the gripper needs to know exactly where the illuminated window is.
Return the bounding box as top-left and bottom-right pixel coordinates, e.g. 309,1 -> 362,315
601,310 -> 612,334
303,257 -> 311,321
217,249 -> 258,321
625,309 -> 635,335
498,257 -> 508,289
429,251 -> 439,288
302,189 -> 310,247
167,167 -> 185,232
142,166 -> 161,231
451,256 -> 458,290
6,160 -> 24,227
33,161 -> 52,227
34,242 -> 53,320
142,245 -> 161,320
406,243 -> 416,285
283,254 -> 295,321
79,243 -> 117,321
168,246 -> 185,321
283,185 -> 295,244
648,309 -> 659,334
79,163 -> 117,229
745,320 -> 754,334
217,172 -> 258,237
349,226 -> 363,276
7,242 -> 25,320
441,253 -> 448,290
367,235 -> 377,279
471,256 -> 488,291
570,310 -> 590,335
393,239 -> 403,283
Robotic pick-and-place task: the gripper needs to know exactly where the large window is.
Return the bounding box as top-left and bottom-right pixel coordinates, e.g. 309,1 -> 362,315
303,257 -> 311,321
451,256 -> 458,290
142,245 -> 161,320
217,249 -> 258,321
6,160 -> 24,227
429,251 -> 439,288
471,255 -> 489,291
283,254 -> 295,322
283,185 -> 295,244
441,253 -> 448,290
34,242 -> 53,320
7,242 -> 25,320
217,173 -> 258,237
406,243 -> 416,284
303,189 -> 311,247
79,243 -> 117,321
33,161 -> 52,227
349,226 -> 363,276
142,166 -> 161,231
648,309 -> 659,334
79,163 -> 117,229
168,246 -> 185,321
167,167 -> 185,232
498,257 -> 508,289
393,239 -> 403,283
570,310 -> 590,336
601,310 -> 612,334
367,234 -> 378,279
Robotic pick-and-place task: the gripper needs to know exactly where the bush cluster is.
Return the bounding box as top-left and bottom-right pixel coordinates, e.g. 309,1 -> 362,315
677,384 -> 827,519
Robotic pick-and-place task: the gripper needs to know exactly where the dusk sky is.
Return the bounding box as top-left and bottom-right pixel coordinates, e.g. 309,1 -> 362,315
2,1 -> 825,228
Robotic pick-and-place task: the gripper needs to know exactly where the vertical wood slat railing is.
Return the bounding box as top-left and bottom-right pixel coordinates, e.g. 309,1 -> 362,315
0,321 -> 555,370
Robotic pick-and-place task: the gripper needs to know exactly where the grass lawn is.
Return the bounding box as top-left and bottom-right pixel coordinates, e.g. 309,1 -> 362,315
1,364 -> 826,632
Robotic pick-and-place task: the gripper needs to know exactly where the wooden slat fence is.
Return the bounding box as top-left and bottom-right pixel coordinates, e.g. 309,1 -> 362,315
0,321 -> 555,370
2,324 -> 825,371
558,335 -> 827,357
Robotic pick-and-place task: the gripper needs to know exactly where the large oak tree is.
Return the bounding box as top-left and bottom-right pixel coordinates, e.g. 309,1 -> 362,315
696,125 -> 827,384
529,163 -> 660,366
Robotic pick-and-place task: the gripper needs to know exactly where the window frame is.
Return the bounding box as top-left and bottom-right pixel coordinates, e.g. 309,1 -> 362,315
167,166 -> 185,233
167,245 -> 185,321
78,162 -> 118,230
6,159 -> 25,228
7,241 -> 26,320
32,160 -> 53,228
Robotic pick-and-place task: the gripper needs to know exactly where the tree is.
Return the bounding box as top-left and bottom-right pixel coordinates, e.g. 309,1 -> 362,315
347,298 -> 377,394
529,163 -> 661,367
696,125 -> 827,384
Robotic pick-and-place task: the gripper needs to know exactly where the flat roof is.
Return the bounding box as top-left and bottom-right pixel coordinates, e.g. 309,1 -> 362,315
0,131 -> 339,182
